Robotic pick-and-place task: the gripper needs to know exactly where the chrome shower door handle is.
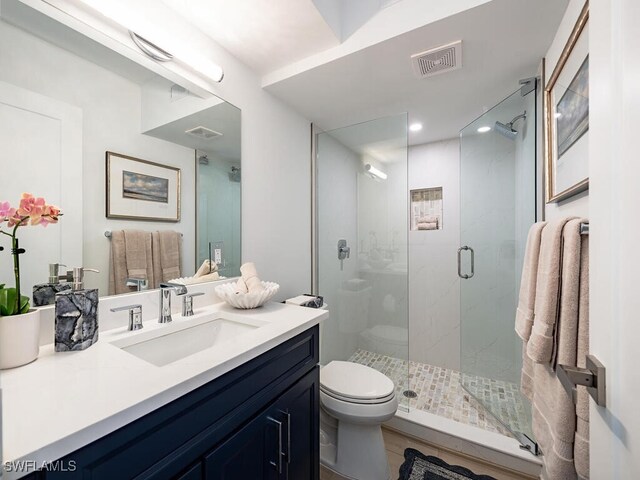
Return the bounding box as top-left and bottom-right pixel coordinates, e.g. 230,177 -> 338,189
457,246 -> 475,279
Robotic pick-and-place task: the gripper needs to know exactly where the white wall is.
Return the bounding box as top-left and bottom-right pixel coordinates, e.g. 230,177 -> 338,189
0,21 -> 196,295
127,4 -> 312,301
408,139 -> 461,369
543,0 -> 589,221
590,0 -> 640,478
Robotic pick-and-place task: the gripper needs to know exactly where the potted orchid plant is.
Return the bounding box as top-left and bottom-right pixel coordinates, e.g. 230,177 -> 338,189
0,193 -> 61,369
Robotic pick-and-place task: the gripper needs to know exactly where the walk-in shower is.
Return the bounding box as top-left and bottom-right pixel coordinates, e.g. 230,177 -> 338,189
313,81 -> 539,466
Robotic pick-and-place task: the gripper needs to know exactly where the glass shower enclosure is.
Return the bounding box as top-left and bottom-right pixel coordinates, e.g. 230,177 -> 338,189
458,86 -> 537,448
314,114 -> 410,410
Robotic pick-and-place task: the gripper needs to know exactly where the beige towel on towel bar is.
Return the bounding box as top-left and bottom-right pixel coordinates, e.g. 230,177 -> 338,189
526,217 -> 578,364
530,218 -> 589,480
108,230 -> 155,295
515,221 -> 547,399
516,221 -> 547,341
152,231 -> 182,286
124,230 -> 154,284
108,230 -> 127,295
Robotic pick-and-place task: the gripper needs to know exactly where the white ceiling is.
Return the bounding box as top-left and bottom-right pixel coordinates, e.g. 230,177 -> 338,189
265,0 -> 568,145
145,102 -> 241,163
159,0 -> 341,75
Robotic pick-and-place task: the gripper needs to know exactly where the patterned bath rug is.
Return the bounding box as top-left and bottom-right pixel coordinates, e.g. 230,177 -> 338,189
398,448 -> 497,480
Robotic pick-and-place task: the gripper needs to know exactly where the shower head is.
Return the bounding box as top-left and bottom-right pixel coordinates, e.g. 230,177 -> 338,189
494,111 -> 526,140
494,121 -> 518,139
198,154 -> 209,165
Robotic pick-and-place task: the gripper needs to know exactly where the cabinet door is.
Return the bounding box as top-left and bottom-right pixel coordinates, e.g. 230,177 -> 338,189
204,407 -> 284,480
275,366 -> 320,480
205,367 -> 319,480
176,462 -> 203,480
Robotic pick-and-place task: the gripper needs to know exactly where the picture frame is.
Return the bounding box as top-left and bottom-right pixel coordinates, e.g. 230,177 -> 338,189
544,1 -> 589,203
106,151 -> 181,222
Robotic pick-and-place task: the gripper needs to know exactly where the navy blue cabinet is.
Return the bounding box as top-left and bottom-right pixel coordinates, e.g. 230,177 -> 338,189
205,368 -> 319,480
27,326 -> 319,480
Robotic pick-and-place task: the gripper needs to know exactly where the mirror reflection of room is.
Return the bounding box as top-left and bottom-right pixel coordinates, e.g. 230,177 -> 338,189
0,4 -> 241,302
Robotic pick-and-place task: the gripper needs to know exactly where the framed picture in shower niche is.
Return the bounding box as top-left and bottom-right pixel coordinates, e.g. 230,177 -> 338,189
544,1 -> 589,203
106,151 -> 181,222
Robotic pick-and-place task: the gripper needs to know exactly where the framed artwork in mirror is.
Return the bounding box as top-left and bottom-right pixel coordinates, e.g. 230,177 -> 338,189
544,1 -> 589,203
106,151 -> 181,221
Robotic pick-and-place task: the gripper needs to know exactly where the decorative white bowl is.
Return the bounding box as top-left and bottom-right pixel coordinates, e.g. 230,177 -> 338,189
215,281 -> 280,309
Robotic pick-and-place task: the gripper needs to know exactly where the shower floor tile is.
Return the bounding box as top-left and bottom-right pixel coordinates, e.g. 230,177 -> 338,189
348,349 -> 532,438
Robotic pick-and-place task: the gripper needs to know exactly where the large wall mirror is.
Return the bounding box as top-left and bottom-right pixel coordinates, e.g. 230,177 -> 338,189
0,0 -> 241,302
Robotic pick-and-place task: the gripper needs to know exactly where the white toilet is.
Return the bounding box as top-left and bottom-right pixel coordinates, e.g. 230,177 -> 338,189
319,361 -> 398,480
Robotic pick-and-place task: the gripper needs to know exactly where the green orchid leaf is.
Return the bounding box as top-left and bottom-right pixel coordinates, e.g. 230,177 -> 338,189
0,288 -> 8,316
4,287 -> 17,315
0,288 -> 28,316
19,295 -> 30,314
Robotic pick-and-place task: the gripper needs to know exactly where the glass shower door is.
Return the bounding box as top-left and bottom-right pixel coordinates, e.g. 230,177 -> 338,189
315,114 -> 410,410
459,88 -> 537,445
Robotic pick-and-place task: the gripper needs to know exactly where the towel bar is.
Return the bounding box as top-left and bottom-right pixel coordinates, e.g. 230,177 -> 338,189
104,230 -> 183,238
580,222 -> 589,235
557,354 -> 606,407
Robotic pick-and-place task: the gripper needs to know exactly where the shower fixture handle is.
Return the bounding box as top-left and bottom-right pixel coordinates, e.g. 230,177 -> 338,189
338,239 -> 350,260
457,246 -> 474,279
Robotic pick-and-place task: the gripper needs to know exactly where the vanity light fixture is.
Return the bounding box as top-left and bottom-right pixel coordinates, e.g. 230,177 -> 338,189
129,32 -> 173,62
477,126 -> 491,133
365,164 -> 388,180
129,30 -> 224,83
409,122 -> 423,132
62,0 -> 224,85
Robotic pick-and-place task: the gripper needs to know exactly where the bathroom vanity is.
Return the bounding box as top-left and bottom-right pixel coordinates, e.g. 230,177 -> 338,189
2,300 -> 326,480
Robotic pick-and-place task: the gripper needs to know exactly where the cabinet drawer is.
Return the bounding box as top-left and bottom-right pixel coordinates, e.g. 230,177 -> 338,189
42,326 -> 318,480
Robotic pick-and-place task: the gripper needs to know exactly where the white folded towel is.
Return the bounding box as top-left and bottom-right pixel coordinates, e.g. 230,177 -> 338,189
236,277 -> 249,294
417,222 -> 438,230
240,262 -> 265,293
195,259 -> 218,278
418,215 -> 438,224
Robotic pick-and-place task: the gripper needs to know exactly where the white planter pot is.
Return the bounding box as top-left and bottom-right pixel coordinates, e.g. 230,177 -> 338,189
0,309 -> 41,369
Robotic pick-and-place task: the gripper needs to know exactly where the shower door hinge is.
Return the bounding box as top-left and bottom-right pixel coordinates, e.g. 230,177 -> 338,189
519,77 -> 538,96
515,432 -> 540,456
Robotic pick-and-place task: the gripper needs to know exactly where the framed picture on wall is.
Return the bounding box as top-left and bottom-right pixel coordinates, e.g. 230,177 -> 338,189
544,1 -> 589,203
106,151 -> 181,222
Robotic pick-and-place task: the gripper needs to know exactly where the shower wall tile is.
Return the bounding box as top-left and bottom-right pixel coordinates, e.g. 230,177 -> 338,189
408,139 -> 461,369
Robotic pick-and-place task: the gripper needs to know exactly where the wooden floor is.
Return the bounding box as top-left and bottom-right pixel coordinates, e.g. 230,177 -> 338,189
320,427 -> 537,480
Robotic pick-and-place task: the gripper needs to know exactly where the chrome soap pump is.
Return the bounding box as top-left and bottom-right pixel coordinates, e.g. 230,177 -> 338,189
54,267 -> 100,352
32,263 -> 72,306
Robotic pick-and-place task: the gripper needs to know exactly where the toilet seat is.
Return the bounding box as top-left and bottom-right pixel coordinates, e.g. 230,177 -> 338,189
320,361 -> 395,404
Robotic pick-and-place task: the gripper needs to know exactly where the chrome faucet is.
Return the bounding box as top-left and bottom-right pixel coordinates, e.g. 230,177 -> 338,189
159,282 -> 188,323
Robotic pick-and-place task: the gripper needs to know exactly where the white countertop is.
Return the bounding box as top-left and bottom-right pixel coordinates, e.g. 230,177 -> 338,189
1,301 -> 327,478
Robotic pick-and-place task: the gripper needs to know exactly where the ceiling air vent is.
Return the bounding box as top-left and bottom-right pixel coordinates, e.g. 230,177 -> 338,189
411,40 -> 462,79
185,126 -> 223,140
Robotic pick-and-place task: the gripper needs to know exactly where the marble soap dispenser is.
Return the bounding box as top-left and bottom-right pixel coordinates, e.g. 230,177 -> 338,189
32,263 -> 72,306
55,267 -> 100,352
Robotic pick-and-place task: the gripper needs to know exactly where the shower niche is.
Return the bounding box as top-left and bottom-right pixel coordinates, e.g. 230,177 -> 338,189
410,187 -> 443,231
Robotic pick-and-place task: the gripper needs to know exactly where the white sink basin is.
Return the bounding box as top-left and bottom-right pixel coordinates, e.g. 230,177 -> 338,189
111,315 -> 266,367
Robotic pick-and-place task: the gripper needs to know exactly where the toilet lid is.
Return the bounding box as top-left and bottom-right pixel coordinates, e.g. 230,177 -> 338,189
320,361 -> 395,401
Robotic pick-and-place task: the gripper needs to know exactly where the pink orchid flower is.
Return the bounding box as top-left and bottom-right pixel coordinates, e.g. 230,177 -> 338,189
0,201 -> 15,220
31,205 -> 61,227
16,193 -> 46,218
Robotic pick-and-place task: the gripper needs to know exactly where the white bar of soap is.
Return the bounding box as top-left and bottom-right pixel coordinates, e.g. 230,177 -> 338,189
285,295 -> 318,306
